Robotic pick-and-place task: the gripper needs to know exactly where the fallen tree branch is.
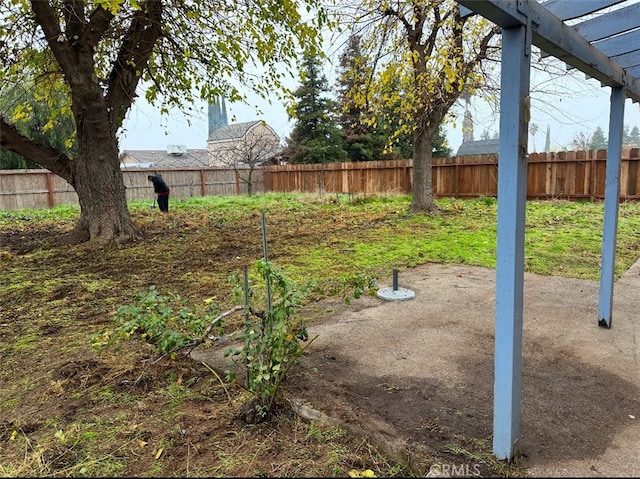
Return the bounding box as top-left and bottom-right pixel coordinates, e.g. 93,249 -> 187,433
203,305 -> 244,338
182,305 -> 245,355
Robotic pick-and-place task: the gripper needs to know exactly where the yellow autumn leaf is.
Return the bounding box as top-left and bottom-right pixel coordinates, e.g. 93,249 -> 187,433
11,104 -> 31,122
348,470 -> 376,478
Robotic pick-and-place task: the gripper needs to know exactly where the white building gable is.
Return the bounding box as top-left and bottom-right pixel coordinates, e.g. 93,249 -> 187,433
207,121 -> 281,167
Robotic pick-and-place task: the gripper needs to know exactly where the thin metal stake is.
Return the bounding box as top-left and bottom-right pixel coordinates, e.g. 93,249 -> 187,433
261,211 -> 269,263
261,212 -> 272,327
393,269 -> 399,291
243,264 -> 250,388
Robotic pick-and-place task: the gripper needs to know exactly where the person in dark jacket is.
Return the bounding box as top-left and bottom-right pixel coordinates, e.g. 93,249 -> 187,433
148,174 -> 170,212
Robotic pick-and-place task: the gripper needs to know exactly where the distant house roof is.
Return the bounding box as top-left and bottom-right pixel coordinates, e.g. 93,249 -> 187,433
456,139 -> 500,156
119,148 -> 209,169
120,161 -> 155,169
207,121 -> 264,142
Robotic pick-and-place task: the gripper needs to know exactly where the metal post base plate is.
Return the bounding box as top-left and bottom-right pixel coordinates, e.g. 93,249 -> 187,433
376,287 -> 416,301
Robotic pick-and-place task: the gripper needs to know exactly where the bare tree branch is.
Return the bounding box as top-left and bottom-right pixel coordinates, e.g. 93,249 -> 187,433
0,115 -> 73,182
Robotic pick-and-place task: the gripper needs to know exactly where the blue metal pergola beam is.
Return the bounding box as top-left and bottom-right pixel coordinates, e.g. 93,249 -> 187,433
611,51 -> 640,69
594,29 -> 640,58
458,0 -> 640,101
626,65 -> 640,76
539,0 -> 625,21
572,3 -> 640,42
457,0 -> 638,462
598,87 -> 625,328
492,23 -> 530,460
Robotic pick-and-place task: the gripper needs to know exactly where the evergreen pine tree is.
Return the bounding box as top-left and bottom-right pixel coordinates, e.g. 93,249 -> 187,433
628,126 -> 640,147
589,126 -> 607,150
622,125 -> 631,145
333,35 -> 451,161
284,54 -> 348,164
335,35 -> 383,162
432,126 -> 452,158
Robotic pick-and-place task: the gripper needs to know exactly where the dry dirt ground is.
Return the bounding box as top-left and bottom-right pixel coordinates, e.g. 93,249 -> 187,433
197,262 -> 640,477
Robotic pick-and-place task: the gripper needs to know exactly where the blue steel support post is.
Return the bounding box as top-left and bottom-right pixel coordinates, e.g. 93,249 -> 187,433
493,23 -> 531,461
598,87 -> 625,328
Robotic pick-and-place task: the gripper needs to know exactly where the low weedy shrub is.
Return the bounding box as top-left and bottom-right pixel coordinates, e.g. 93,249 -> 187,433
90,285 -> 220,356
90,259 -> 316,423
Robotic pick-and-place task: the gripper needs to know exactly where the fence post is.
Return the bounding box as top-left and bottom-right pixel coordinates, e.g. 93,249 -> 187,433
455,156 -> 461,198
199,169 -> 206,197
589,150 -> 597,200
631,148 -> 640,198
403,164 -> 408,193
46,171 -> 55,208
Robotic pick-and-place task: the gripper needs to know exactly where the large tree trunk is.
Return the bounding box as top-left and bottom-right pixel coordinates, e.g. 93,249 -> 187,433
68,146 -> 143,245
410,125 -> 439,213
16,0 -> 163,246
62,82 -> 143,245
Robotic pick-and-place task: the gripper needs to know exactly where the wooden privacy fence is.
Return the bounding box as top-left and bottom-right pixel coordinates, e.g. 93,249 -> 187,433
263,148 -> 640,200
3,148 -> 640,211
0,167 -> 265,211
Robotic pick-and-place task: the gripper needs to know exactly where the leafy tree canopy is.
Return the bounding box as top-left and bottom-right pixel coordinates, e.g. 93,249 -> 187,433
331,0 -> 498,210
0,0 -> 327,244
1,0 -> 326,136
0,80 -> 75,169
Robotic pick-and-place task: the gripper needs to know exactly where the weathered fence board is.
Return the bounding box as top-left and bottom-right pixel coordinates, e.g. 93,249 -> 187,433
2,149 -> 640,211
0,167 -> 265,210
263,149 -> 640,200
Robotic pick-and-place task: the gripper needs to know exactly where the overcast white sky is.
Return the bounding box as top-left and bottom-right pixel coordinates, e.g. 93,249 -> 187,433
118,90 -> 292,152
118,58 -> 640,155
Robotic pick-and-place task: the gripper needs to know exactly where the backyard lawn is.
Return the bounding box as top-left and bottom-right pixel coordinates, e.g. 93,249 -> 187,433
2,193 -> 640,477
